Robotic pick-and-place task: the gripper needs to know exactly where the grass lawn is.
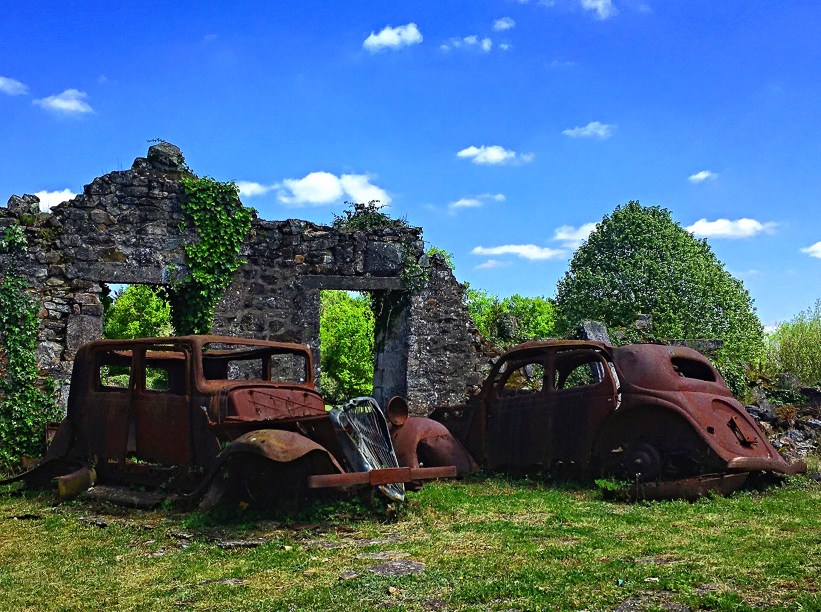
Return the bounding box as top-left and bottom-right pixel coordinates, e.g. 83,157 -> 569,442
1,475 -> 819,611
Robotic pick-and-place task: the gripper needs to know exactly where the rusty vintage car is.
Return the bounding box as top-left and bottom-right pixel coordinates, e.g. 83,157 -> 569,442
3,336 -> 462,507
428,340 -> 806,498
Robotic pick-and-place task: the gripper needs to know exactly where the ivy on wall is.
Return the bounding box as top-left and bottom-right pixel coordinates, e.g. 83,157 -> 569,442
0,275 -> 58,471
168,176 -> 253,335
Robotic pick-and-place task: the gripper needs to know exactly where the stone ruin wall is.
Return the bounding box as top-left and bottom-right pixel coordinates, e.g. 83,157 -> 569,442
0,144 -> 489,414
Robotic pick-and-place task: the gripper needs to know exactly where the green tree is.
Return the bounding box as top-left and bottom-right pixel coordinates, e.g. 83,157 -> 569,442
103,285 -> 173,339
554,201 -> 764,393
765,299 -> 821,385
466,289 -> 556,347
319,291 -> 375,404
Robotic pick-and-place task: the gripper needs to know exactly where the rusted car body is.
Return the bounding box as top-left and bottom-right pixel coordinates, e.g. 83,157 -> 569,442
4,336 -> 457,506
430,340 -> 805,498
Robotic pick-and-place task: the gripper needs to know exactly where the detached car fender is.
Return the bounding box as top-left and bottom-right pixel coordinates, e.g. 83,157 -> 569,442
392,417 -> 478,476
213,429 -> 345,471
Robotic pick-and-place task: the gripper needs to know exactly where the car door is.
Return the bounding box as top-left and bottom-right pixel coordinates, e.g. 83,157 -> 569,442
81,346 -> 133,462
485,351 -> 550,470
132,346 -> 194,465
547,348 -> 618,478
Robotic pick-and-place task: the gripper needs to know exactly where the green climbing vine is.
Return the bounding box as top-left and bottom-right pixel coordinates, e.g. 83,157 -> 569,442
0,275 -> 58,471
169,175 -> 253,335
0,223 -> 27,252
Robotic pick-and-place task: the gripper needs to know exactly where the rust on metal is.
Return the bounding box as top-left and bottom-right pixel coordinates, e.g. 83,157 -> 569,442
429,340 -> 806,498
307,466 -> 457,489
4,335 -> 459,507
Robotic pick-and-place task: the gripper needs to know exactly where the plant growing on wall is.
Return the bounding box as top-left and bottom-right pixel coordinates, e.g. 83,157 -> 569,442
168,176 -> 253,335
0,275 -> 58,471
0,223 -> 27,252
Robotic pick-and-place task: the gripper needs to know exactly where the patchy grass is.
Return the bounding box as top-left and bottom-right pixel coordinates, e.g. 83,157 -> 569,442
1,475 -> 820,611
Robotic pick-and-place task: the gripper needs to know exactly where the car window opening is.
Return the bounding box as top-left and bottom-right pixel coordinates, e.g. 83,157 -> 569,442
671,357 -> 715,381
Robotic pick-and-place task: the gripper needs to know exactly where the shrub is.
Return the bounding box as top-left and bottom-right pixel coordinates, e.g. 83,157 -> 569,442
765,299 -> 821,386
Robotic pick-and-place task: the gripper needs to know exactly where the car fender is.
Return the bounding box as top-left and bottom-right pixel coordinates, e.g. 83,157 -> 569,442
214,429 -> 345,470
191,429 -> 346,508
392,417 -> 478,476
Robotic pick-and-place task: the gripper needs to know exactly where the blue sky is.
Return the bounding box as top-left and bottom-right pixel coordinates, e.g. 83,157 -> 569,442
2,1 -> 819,327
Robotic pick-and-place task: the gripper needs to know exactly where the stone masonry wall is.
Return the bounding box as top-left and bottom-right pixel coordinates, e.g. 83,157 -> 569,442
0,144 -> 485,414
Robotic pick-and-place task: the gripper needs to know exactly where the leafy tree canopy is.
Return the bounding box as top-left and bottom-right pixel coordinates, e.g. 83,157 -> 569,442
103,285 -> 173,339
554,201 -> 764,392
319,290 -> 375,404
467,289 -> 556,347
765,298 -> 821,386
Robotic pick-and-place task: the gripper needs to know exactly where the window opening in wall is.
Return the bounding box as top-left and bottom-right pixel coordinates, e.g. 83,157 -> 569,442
101,283 -> 173,339
318,290 -> 375,405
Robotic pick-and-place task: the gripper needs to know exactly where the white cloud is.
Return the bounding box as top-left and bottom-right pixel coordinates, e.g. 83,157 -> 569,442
33,89 -> 94,115
493,17 -> 516,31
34,189 -> 77,212
237,181 -> 275,197
686,218 -> 777,239
553,222 -> 597,248
363,23 -> 423,52
499,43 -> 512,51
475,259 -> 509,270
0,76 -> 28,96
456,145 -> 533,165
581,0 -> 618,19
550,59 -> 578,68
339,174 -> 391,205
472,244 -> 566,260
451,198 -> 482,209
688,170 -> 718,183
448,193 -> 505,212
801,242 -> 821,259
276,172 -> 390,206
562,121 -> 615,139
441,35 -> 493,53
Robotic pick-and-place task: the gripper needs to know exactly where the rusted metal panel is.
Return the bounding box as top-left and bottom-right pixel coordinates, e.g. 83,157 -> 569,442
307,466 -> 457,489
391,417 -> 478,476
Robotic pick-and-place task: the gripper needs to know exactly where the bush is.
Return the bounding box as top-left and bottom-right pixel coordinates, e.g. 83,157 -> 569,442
765,299 -> 821,386
467,289 -> 556,347
319,291 -> 375,404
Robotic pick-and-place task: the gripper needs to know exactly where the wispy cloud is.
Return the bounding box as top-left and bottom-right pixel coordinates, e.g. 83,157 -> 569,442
237,181 -> 276,197
562,121 -> 614,139
553,222 -> 597,248
441,35 -> 493,53
457,145 -> 534,166
448,193 -> 505,213
802,242 -> 821,259
475,259 -> 510,270
472,244 -> 566,261
276,171 -> 390,207
550,59 -> 578,68
688,170 -> 718,183
34,189 -> 77,212
363,23 -> 423,52
33,89 -> 94,115
0,76 -> 28,96
493,17 -> 516,31
581,0 -> 618,20
686,218 -> 777,239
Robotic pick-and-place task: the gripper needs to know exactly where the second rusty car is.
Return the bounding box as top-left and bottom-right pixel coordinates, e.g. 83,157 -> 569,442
428,340 -> 805,498
5,336 -> 459,507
